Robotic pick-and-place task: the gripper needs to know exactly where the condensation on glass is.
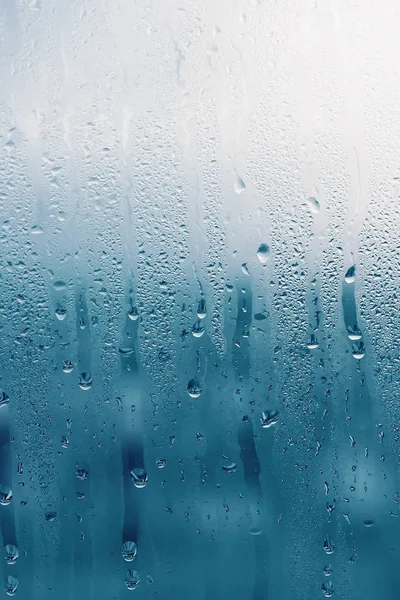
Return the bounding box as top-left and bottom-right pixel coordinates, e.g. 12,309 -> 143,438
0,1 -> 399,598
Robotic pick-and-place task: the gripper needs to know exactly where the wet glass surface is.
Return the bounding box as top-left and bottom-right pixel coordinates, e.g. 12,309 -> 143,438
0,1 -> 400,598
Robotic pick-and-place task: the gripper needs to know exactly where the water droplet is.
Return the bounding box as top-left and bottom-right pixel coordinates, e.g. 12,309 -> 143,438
0,486 -> 12,506
76,468 -> 89,481
119,346 -> 134,356
323,565 -> 332,577
130,468 -> 148,489
241,263 -> 250,276
4,545 -> 18,565
323,536 -> 335,554
192,321 -> 205,338
45,511 -> 57,522
352,342 -> 365,360
5,575 -> 18,597
79,373 -> 93,390
306,196 -> 320,214
128,307 -> 139,321
345,265 -> 356,284
306,334 -> 319,350
31,224 -> 43,235
61,436 -> 69,449
55,307 -> 67,321
248,526 -> 262,536
254,312 -> 267,321
234,174 -> 246,194
257,243 -> 270,264
53,280 -> 66,291
197,299 -> 206,319
0,390 -> 10,408
260,409 -> 279,429
125,569 -> 140,591
62,360 -> 74,374
364,519 -> 374,527
121,541 -> 138,562
347,325 -> 362,341
156,458 -> 167,469
187,378 -> 202,398
326,500 -> 336,516
321,581 -> 334,597
222,462 -> 237,473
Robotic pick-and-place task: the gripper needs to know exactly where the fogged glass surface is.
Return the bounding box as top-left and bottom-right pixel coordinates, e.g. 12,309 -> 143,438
0,1 -> 399,598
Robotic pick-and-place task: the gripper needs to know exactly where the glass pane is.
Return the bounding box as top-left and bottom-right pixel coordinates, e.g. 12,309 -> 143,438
0,1 -> 399,598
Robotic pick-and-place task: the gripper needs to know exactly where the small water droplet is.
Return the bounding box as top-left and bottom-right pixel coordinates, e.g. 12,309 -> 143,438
187,378 -> 202,398
306,334 -> 319,350
5,575 -> 18,597
192,321 -> 205,338
0,486 -> 12,506
248,526 -> 262,536
197,299 -> 207,319
306,196 -> 320,214
347,325 -> 362,341
128,307 -> 139,321
62,360 -> 74,374
364,519 -> 374,527
156,458 -> 167,469
53,280 -> 66,291
76,468 -> 89,481
323,536 -> 335,554
61,436 -> 69,449
257,243 -> 270,264
260,409 -> 279,429
130,468 -> 148,489
321,581 -> 334,597
4,545 -> 18,565
125,569 -> 140,591
352,342 -> 365,360
323,564 -> 332,577
30,224 -> 43,235
45,511 -> 57,522
121,541 -> 138,562
345,265 -> 356,284
79,372 -> 93,390
254,312 -> 267,321
222,462 -> 237,473
55,307 -> 67,321
234,174 -> 246,194
0,390 -> 10,408
241,263 -> 250,276
119,346 -> 134,356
